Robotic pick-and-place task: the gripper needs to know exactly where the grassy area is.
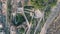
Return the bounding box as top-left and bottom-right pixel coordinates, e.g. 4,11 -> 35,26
18,28 -> 25,34
25,12 -> 32,22
7,0 -> 12,19
44,5 -> 51,21
30,0 -> 57,10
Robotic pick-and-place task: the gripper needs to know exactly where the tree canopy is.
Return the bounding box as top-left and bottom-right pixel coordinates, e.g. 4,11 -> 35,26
12,13 -> 25,26
30,0 -> 57,9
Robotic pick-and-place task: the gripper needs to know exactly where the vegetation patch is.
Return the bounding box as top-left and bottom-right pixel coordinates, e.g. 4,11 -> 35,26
12,13 -> 25,26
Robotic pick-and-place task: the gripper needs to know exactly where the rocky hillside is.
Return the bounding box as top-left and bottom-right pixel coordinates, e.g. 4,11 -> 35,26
46,14 -> 60,34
